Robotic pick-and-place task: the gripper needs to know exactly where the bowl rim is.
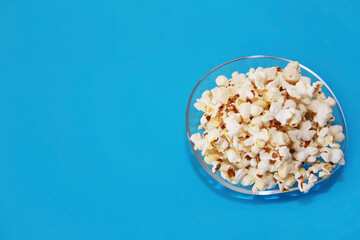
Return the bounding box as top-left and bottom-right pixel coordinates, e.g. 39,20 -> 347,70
186,55 -> 347,195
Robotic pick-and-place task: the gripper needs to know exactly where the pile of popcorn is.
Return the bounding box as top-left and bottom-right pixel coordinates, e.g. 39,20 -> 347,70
190,61 -> 345,193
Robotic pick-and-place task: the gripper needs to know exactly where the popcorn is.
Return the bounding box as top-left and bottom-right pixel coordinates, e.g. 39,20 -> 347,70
293,146 -> 318,162
269,129 -> 290,146
278,163 -> 293,178
320,148 -> 344,164
216,75 -> 229,87
275,108 -> 295,126
299,121 -> 316,141
204,153 -> 221,165
224,114 -> 242,138
329,125 -> 345,142
247,67 -> 267,90
190,133 -> 205,152
226,149 -> 241,163
211,87 -> 230,104
231,169 -> 247,184
283,61 -> 301,83
250,105 -> 263,117
190,61 -> 345,194
237,102 -> 252,122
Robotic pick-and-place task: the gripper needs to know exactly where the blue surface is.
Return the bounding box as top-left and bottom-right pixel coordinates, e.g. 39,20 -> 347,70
0,1 -> 359,239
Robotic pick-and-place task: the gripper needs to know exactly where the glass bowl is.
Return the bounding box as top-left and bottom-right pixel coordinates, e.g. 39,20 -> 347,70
186,55 -> 347,195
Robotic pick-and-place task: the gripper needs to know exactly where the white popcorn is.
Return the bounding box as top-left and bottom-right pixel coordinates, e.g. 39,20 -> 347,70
269,101 -> 282,116
215,75 -> 229,87
278,163 -> 293,178
275,108 -> 295,126
318,127 -> 330,138
278,146 -> 292,162
269,129 -> 290,146
329,125 -> 345,142
231,169 -> 247,184
204,154 -> 221,165
247,67 -> 267,90
226,149 -> 241,163
263,86 -> 282,103
250,105 -> 263,117
241,174 -> 254,186
284,99 -> 297,109
211,161 -> 221,173
288,110 -> 302,127
211,87 -> 230,104
224,114 -> 242,138
320,148 -> 344,164
216,137 -> 229,151
237,102 -> 252,122
293,146 -> 318,162
295,77 -> 315,98
329,125 -> 342,135
299,121 -> 316,141
298,103 -> 307,115
265,67 -> 278,80
283,61 -> 301,83
190,61 -> 345,194
230,71 -> 242,85
250,116 -> 263,128
190,133 -> 206,151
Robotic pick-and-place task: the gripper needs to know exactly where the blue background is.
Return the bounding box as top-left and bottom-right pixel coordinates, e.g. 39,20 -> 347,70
0,1 -> 359,239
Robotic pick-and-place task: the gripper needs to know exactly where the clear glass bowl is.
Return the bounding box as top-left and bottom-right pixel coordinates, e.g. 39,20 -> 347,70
186,55 -> 347,195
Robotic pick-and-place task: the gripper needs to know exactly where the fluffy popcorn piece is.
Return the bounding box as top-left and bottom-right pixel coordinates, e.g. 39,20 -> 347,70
320,148 -> 344,164
293,146 -> 319,162
207,116 -> 222,129
211,87 -> 230,104
205,128 -> 221,149
269,101 -> 282,116
318,127 -> 330,138
237,102 -> 252,122
211,160 -> 222,173
264,173 -> 276,189
279,146 -> 292,162
329,125 -> 345,142
288,110 -> 302,127
250,116 -> 263,128
214,137 -> 229,152
263,86 -> 282,103
215,75 -> 229,87
283,174 -> 296,189
283,61 -> 301,83
224,114 -> 242,138
194,90 -> 212,111
250,105 -> 263,117
220,164 -> 236,182
247,67 -> 267,90
269,129 -> 290,146
225,149 -> 241,164
234,77 -> 256,101
190,133 -> 206,152
199,115 -> 207,126
309,97 -> 336,127
295,77 -> 316,98
265,67 -> 278,81
299,121 -> 316,141
204,153 -> 221,165
329,125 -> 342,135
190,61 -> 346,194
278,163 -> 293,178
284,99 -> 297,109
231,169 -> 248,184
275,108 -> 295,126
